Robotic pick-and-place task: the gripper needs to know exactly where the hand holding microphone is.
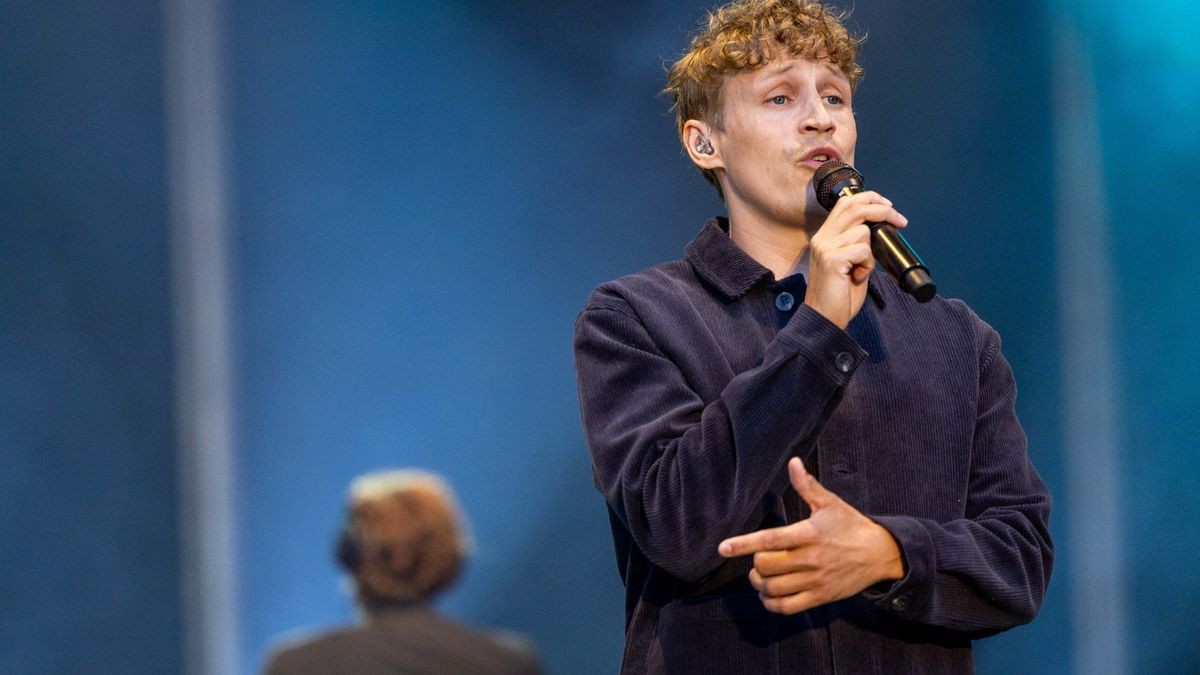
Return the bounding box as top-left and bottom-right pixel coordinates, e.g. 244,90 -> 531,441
801,167 -> 910,329
813,160 -> 936,303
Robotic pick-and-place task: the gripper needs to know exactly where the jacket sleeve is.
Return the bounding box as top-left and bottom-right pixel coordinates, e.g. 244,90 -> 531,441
865,324 -> 1054,634
573,290 -> 865,582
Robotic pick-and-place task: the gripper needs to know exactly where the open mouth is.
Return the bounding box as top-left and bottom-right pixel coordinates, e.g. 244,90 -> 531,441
801,147 -> 839,168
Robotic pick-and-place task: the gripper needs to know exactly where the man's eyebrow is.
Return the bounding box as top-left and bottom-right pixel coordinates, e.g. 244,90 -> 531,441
752,62 -> 796,90
820,62 -> 850,82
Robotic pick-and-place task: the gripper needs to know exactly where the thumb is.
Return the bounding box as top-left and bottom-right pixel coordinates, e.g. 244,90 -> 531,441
788,457 -> 838,510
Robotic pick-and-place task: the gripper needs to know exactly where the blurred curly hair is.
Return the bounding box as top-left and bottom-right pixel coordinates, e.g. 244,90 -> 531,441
340,470 -> 472,608
665,0 -> 864,197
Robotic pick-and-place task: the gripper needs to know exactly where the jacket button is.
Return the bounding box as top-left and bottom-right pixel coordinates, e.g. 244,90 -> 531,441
891,596 -> 909,611
834,351 -> 855,373
775,292 -> 795,311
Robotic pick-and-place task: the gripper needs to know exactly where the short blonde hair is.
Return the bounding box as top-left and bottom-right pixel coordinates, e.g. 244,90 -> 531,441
664,0 -> 864,196
339,470 -> 471,607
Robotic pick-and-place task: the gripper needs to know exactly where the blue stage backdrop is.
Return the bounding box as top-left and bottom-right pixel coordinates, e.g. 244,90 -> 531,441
0,1 -> 182,673
1,1 -> 1197,674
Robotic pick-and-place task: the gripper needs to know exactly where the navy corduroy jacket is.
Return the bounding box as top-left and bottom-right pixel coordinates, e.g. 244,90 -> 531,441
573,218 -> 1053,674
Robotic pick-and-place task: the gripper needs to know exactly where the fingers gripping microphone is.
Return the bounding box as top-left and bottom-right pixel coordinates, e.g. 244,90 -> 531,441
813,160 -> 936,303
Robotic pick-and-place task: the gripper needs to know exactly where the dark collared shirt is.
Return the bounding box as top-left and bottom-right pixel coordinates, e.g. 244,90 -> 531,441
573,218 -> 1052,674
263,604 -> 541,675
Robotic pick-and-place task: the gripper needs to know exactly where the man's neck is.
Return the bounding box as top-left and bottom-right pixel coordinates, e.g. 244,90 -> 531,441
727,215 -> 816,281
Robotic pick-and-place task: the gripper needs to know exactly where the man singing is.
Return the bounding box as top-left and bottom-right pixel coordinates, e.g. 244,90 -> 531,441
573,1 -> 1053,672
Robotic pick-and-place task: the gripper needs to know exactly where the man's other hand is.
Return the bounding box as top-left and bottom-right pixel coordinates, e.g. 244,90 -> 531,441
717,457 -> 905,615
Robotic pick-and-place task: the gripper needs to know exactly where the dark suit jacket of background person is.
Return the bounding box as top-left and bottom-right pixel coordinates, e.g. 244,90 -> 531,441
263,604 -> 541,675
573,219 -> 1053,673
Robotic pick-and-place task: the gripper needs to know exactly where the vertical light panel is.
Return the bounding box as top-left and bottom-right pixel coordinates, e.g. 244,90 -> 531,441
1051,17 -> 1127,675
163,0 -> 239,673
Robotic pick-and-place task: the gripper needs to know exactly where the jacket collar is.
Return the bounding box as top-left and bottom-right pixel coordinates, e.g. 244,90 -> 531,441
685,217 -> 886,308
684,218 -> 773,301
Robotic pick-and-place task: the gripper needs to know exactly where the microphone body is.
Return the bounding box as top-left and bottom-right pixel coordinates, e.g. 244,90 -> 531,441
813,161 -> 936,303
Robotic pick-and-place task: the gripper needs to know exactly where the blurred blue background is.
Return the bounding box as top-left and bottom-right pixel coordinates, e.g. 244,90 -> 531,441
2,1 -> 1197,673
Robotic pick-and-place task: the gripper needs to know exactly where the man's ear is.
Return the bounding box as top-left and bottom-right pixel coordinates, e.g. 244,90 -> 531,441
683,120 -> 723,170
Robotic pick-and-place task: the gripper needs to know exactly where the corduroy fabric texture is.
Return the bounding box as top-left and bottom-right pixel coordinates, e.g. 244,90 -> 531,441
573,218 -> 1052,674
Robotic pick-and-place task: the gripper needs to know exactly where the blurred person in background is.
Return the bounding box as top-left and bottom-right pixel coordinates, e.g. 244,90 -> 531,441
263,469 -> 541,675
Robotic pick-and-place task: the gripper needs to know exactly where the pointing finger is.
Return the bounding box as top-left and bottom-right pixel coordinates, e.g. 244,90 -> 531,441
719,521 -> 804,557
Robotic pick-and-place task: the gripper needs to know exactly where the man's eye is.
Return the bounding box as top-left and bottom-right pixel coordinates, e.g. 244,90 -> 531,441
769,95 -> 788,105
825,95 -> 844,105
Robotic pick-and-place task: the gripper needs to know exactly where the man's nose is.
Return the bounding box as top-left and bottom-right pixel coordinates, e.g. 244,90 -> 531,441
801,96 -> 835,132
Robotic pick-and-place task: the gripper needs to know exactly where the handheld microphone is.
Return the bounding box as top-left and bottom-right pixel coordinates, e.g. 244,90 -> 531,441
813,160 -> 936,303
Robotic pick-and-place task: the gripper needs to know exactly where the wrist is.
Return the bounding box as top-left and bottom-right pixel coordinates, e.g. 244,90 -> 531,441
871,522 -> 905,582
801,296 -> 849,331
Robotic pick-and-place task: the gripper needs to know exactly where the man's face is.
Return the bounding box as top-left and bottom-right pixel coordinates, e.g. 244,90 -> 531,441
708,54 -> 857,230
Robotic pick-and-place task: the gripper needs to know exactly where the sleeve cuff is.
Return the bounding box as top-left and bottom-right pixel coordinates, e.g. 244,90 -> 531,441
773,305 -> 868,383
862,515 -> 935,618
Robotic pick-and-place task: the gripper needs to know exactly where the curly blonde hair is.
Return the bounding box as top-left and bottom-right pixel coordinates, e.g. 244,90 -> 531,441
664,0 -> 864,196
340,470 -> 472,608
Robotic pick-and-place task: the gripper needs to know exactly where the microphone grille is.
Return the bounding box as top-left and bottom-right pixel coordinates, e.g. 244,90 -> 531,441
813,159 -> 864,211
